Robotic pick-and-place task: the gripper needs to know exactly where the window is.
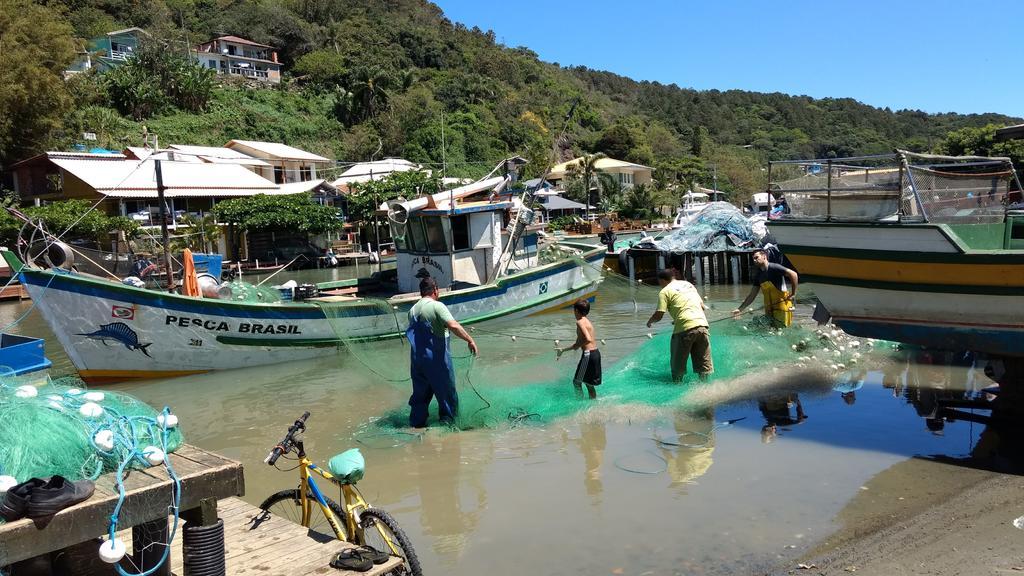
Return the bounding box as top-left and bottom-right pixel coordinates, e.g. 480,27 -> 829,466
208,60 -> 216,69
450,215 -> 470,251
423,217 -> 448,253
300,166 -> 311,181
273,167 -> 284,184
408,217 -> 427,253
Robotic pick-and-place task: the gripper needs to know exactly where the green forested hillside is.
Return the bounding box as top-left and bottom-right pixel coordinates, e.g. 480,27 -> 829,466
3,0 -> 1021,201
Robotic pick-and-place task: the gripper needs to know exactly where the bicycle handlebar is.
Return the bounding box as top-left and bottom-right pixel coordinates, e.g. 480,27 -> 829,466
264,411 -> 310,466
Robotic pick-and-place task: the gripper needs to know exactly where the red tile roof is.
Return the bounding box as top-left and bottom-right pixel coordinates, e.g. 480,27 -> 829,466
210,35 -> 274,49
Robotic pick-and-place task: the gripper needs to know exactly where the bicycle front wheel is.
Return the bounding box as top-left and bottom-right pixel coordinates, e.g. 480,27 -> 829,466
258,489 -> 350,542
360,508 -> 422,576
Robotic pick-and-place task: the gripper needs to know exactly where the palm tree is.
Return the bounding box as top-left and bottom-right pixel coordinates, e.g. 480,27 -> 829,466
564,153 -> 605,220
349,66 -> 394,121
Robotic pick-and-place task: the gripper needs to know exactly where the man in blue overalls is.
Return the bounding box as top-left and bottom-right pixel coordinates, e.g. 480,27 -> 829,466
408,277 -> 479,428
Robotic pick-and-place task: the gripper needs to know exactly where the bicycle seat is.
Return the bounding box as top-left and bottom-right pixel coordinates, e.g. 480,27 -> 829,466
328,448 -> 364,484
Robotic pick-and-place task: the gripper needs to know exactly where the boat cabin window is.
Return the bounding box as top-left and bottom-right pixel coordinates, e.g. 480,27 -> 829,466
408,217 -> 427,253
450,215 -> 470,251
424,217 -> 448,253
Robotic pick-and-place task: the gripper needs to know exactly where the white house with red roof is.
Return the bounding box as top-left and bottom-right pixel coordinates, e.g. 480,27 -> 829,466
194,35 -> 282,83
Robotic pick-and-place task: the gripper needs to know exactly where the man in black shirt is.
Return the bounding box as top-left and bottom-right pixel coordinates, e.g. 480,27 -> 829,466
732,249 -> 799,327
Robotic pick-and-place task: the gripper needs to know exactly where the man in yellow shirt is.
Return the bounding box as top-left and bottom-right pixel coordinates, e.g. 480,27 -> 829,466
646,270 -> 713,382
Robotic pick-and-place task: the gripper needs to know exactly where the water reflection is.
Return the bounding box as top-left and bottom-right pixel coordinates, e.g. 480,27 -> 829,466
658,408 -> 714,494
758,393 -> 807,443
415,434 -> 489,564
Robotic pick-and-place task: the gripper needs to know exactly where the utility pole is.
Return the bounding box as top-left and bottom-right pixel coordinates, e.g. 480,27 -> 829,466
154,158 -> 175,291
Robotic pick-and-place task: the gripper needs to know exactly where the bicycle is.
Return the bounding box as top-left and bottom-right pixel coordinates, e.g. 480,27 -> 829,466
256,412 -> 423,576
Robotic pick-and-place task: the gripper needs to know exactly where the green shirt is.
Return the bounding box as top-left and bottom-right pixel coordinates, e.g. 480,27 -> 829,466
409,297 -> 454,338
657,280 -> 709,333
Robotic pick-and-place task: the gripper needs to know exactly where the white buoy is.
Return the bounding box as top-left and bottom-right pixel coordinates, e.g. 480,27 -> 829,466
94,430 -> 115,452
66,388 -> 83,395
143,446 -> 165,466
510,335 -> 517,342
837,363 -> 846,370
646,333 -> 653,339
84,391 -> 105,402
600,339 -> 606,345
99,538 -> 127,563
0,475 -> 17,494
14,385 -> 37,398
554,339 -> 560,345
157,414 -> 179,428
79,402 -> 104,418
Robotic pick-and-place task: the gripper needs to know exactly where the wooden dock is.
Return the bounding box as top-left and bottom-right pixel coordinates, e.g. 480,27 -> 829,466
0,445 -> 401,575
167,497 -> 403,576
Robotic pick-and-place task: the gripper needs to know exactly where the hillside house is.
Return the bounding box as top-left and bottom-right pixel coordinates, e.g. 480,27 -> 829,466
67,27 -> 146,74
194,36 -> 282,83
547,157 -> 654,190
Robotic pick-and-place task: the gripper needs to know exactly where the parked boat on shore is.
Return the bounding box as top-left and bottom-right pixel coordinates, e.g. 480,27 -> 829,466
769,151 -> 1024,356
6,173 -> 604,383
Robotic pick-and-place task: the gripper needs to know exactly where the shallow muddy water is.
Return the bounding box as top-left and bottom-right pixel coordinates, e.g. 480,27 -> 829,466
1,274 -> 1010,575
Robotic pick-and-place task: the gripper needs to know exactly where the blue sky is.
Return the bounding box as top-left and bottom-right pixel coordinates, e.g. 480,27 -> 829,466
433,0 -> 1024,118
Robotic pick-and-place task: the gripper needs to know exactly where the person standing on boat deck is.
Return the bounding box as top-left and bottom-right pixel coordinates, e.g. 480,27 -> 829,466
646,270 -> 713,382
556,299 -> 601,399
733,249 -> 799,328
407,277 -> 478,428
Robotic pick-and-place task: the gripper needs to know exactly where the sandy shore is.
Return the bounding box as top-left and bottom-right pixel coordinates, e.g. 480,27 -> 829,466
771,458 -> 1024,575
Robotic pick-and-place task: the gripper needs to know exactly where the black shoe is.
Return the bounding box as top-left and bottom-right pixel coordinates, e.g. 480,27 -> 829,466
329,548 -> 373,572
358,545 -> 391,565
26,476 -> 95,519
0,478 -> 46,522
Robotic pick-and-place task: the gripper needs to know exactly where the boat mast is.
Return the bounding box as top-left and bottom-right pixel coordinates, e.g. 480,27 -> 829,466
493,99 -> 579,278
154,157 -> 175,292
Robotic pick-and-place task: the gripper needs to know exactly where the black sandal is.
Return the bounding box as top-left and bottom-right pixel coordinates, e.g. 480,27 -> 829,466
330,548 -> 372,572
358,545 -> 390,565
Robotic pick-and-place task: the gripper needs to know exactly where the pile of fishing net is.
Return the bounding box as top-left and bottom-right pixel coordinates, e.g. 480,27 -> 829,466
0,376 -> 183,487
225,280 -> 282,303
654,202 -> 762,252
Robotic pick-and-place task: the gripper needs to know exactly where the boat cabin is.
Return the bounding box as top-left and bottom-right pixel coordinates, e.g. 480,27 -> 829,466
386,179 -> 539,293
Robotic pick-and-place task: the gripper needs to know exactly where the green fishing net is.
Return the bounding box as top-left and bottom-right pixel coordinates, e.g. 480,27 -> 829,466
0,375 -> 184,487
225,280 -> 282,303
312,255 -> 876,438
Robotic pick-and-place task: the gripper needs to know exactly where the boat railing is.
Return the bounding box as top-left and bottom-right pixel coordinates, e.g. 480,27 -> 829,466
768,151 -> 1022,224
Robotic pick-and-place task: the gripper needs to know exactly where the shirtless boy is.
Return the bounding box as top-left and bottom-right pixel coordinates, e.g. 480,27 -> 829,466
556,299 -> 601,399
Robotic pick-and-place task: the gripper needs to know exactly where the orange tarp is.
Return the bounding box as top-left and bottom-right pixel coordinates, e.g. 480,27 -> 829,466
182,248 -> 202,298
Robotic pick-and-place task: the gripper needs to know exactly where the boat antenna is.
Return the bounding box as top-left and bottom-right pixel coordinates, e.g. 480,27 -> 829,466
492,97 -> 581,278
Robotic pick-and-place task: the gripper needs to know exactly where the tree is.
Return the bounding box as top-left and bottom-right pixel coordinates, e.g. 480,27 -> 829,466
619,183 -> 656,220
293,49 -> 347,91
0,0 -> 77,164
105,42 -> 215,120
349,66 -> 395,121
346,170 -> 439,224
213,194 -> 343,234
594,124 -> 635,159
0,199 -> 139,246
564,153 -> 606,218
937,124 -> 1024,170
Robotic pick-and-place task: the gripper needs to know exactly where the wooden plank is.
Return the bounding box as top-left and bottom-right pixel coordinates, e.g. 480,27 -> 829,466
0,445 -> 242,565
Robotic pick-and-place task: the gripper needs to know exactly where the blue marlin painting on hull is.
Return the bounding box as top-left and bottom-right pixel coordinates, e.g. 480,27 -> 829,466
77,322 -> 153,357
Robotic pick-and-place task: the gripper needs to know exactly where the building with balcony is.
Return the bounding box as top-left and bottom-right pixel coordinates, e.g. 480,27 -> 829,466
194,35 -> 282,83
546,156 -> 654,189
67,27 -> 147,74
224,140 -> 332,183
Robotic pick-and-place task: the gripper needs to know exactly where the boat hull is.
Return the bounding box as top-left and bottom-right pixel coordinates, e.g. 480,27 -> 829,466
18,248 -> 605,382
772,221 -> 1024,356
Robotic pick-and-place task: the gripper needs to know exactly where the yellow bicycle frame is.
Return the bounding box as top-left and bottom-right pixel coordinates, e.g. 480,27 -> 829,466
294,456 -> 400,554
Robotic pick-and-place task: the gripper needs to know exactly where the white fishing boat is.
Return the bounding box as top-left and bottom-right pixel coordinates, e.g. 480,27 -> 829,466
672,190 -> 710,228
769,151 -> 1024,357
6,169 -> 605,383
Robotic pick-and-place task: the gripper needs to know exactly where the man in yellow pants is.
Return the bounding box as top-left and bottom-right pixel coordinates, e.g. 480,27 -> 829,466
733,249 -> 799,327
